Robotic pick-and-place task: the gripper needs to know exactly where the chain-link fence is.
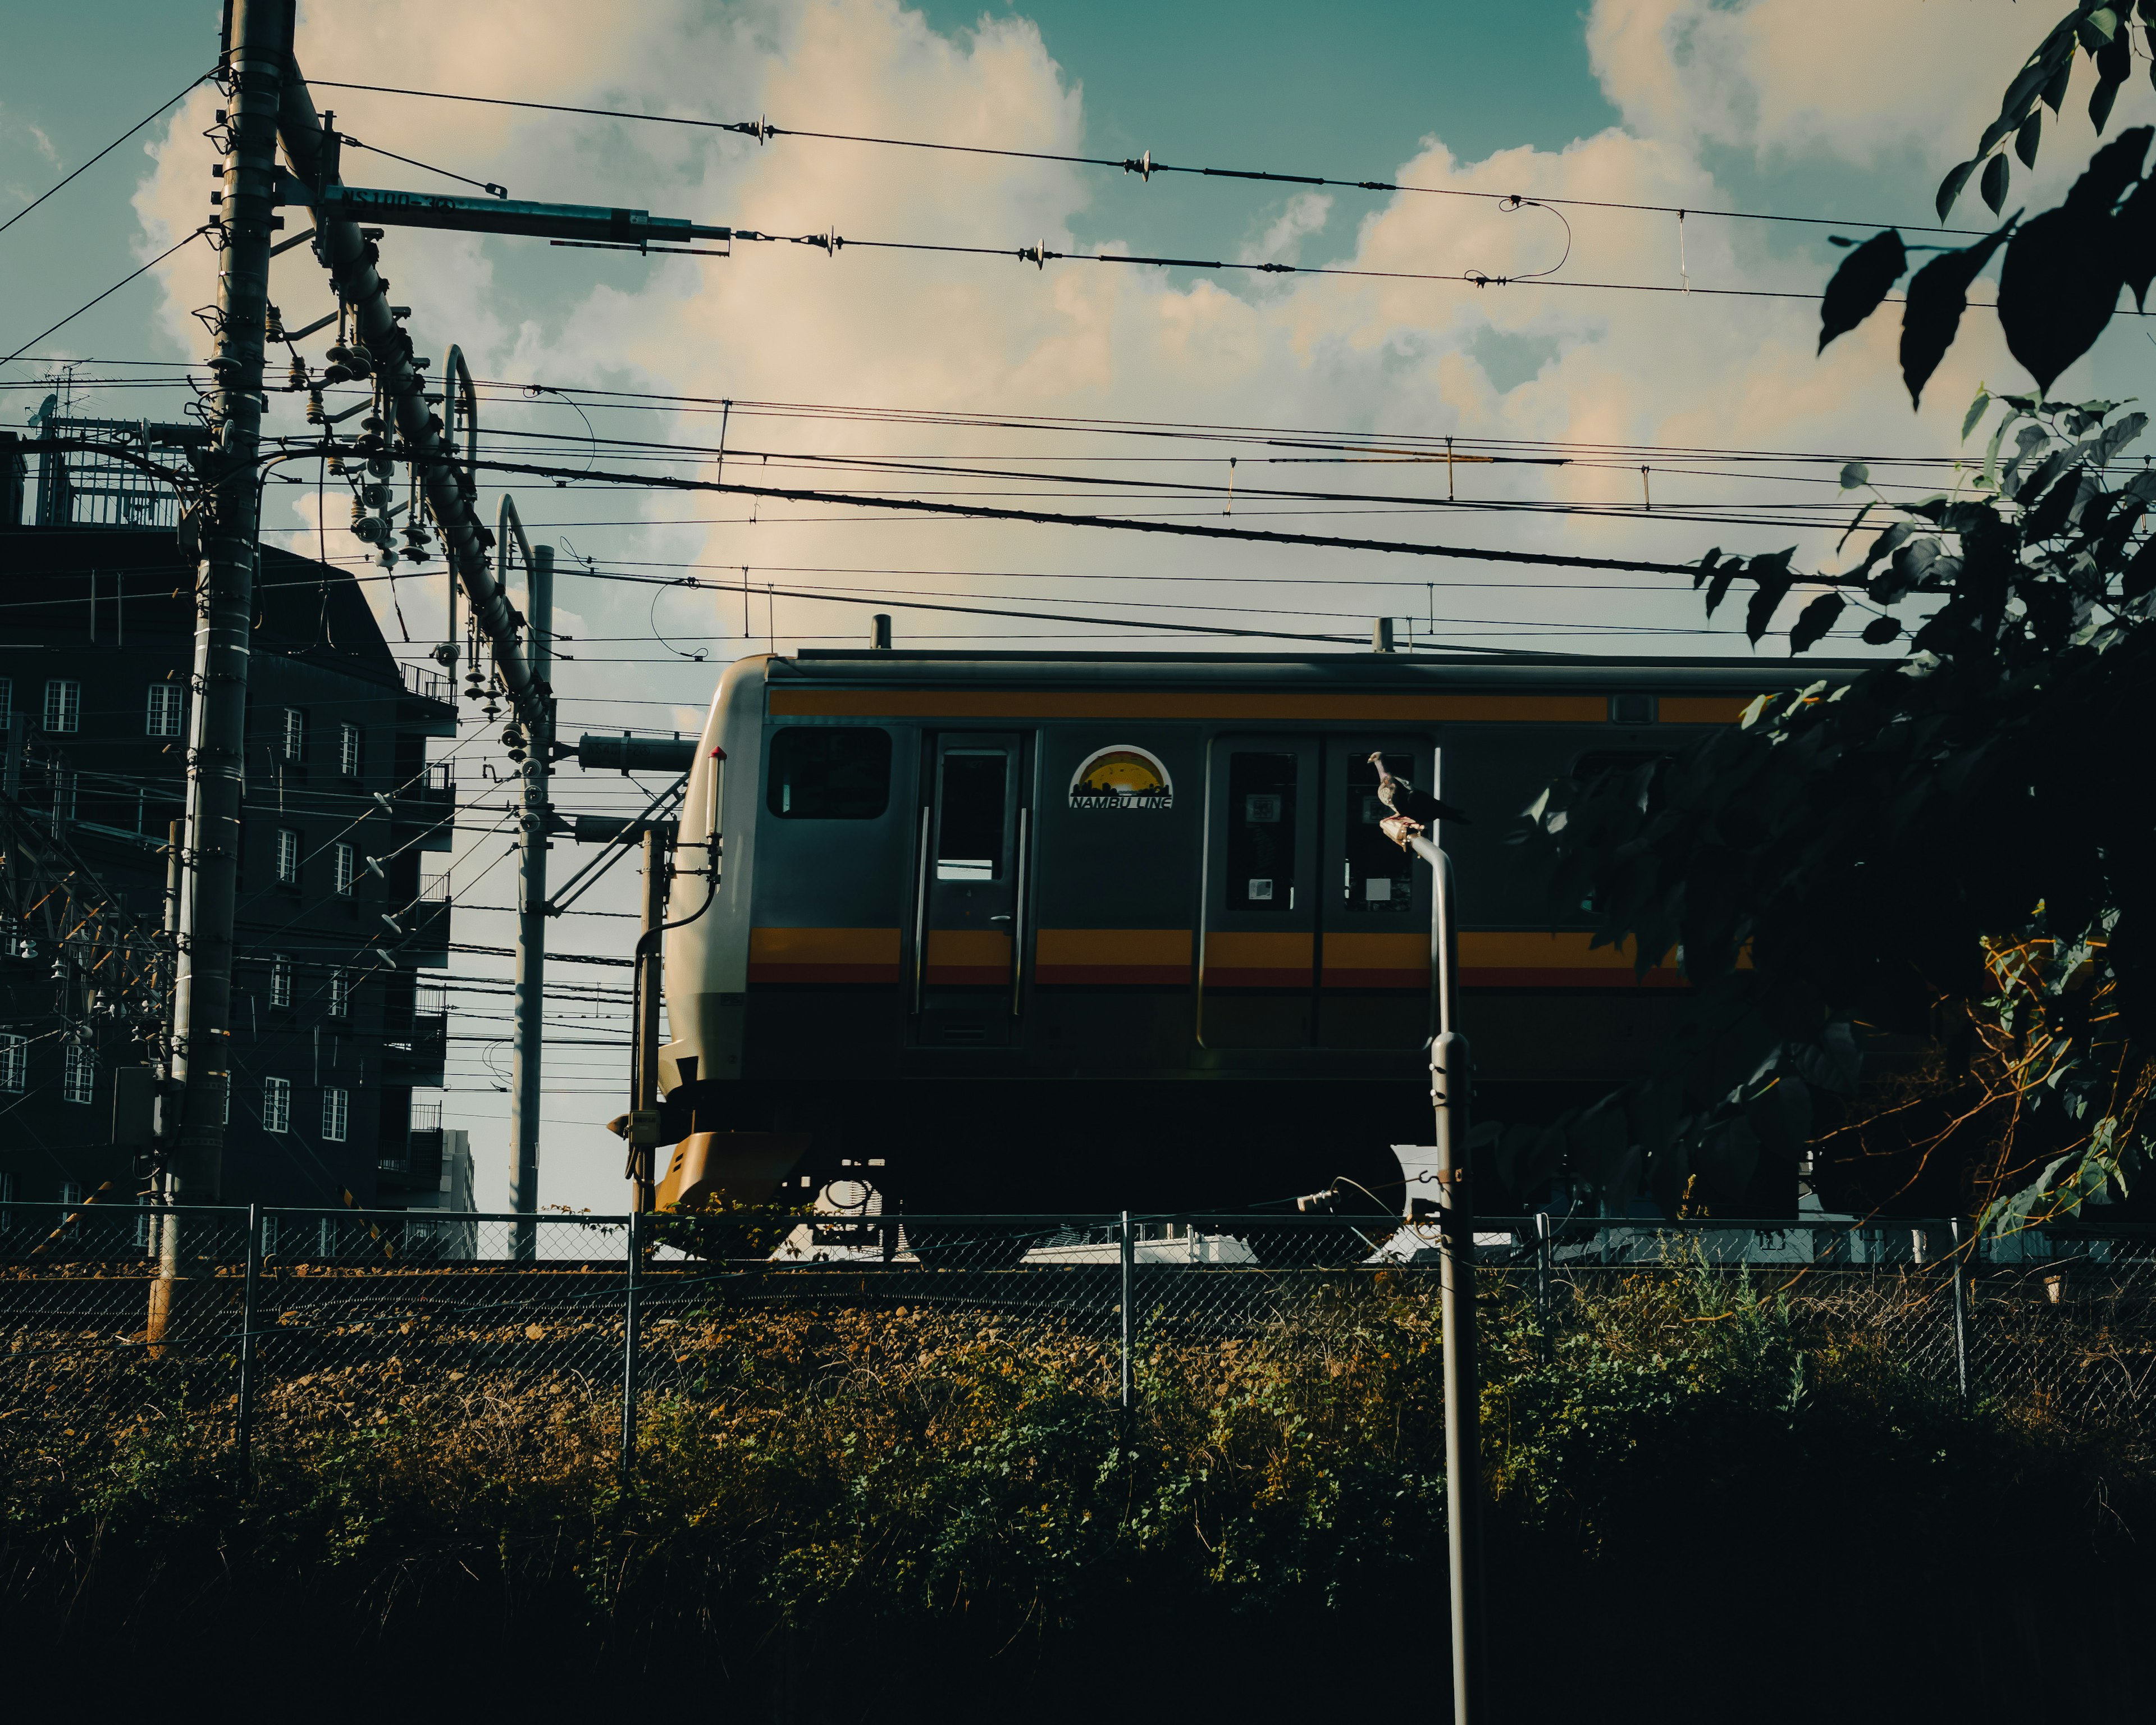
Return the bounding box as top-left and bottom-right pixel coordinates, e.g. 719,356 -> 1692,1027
5,1201 -> 2151,1470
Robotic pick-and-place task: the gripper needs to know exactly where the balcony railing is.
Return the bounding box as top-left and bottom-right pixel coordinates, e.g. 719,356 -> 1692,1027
401,661 -> 451,704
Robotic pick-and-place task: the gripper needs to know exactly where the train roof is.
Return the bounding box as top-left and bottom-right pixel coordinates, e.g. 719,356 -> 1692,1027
765,648 -> 1872,693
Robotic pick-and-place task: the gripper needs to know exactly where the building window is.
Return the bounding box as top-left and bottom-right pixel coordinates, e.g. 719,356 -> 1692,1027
59,1180 -> 84,1207
328,967 -> 349,1019
0,676 -> 12,729
62,1042 -> 94,1106
0,1033 -> 25,1092
134,1197 -> 153,1249
339,722 -> 362,778
263,1076 -> 290,1134
51,763 -> 77,824
43,679 -> 80,734
281,707 -> 305,763
322,1087 -> 349,1142
271,953 -> 292,1008
334,843 -> 356,897
145,683 -> 184,738
276,828 -> 300,884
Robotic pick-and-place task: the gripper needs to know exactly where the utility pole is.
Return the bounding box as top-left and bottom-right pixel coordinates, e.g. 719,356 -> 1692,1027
169,0 -> 290,1208
1395,824 -> 1484,1725
509,522 -> 554,1256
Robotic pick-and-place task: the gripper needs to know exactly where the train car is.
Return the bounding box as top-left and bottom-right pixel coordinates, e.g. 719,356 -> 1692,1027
655,647 -> 1842,1215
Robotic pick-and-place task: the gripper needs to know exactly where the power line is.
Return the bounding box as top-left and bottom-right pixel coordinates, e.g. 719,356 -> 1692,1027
302,76 -> 1993,238
463,451 -> 1744,582
0,71 -> 214,239
0,226 -> 213,370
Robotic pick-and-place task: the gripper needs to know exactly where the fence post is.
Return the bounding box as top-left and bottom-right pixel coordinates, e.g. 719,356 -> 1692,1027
1119,1209 -> 1133,1411
1949,1216 -> 1971,1404
235,1201 -> 262,1482
620,1209 -> 642,1492
1534,1210 -> 1552,1329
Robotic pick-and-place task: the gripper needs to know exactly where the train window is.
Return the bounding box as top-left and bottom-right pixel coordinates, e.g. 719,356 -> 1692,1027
1342,752 -> 1413,914
1226,752 -> 1297,912
768,727 -> 892,819
936,749 -> 1007,879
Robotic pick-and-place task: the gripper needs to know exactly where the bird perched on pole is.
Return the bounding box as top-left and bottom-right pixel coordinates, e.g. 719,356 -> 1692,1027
1369,751 -> 1470,848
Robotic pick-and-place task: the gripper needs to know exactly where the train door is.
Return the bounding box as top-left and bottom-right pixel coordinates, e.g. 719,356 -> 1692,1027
1199,735 -> 1436,1048
1198,737 -> 1321,1047
911,732 -> 1030,1047
1316,737 -> 1433,1048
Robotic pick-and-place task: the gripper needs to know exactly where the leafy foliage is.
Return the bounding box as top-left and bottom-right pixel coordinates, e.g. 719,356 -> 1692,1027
6,1281 -> 2142,1716
1525,393 -> 2153,1224
1511,21 -> 2156,1231
1933,2 -> 2145,220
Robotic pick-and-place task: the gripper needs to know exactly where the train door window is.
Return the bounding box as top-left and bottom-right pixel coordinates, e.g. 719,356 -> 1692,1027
1200,738 -> 1319,1049
1341,751 -> 1415,915
1314,738 -> 1432,1051
936,750 -> 1008,879
1226,752 -> 1298,912
768,727 -> 892,819
915,733 -> 1027,1048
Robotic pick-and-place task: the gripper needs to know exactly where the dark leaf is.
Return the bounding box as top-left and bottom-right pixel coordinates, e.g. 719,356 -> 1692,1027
1855,519 -> 1917,578
2022,467 -> 2083,541
2149,21 -> 2156,89
2125,531 -> 2156,598
1835,500 -> 1877,551
1936,158 -> 1982,221
1817,231 -> 1907,352
1962,389 -> 1993,440
2094,409 -> 2150,463
1982,153 -> 2011,213
1703,562 -> 1740,617
2091,31 -> 2133,130
1788,593 -> 1845,653
1839,460 -> 1871,488
1860,614 -> 1903,645
2064,125 -> 2152,213
1999,207 -> 2125,394
2017,110 -> 2044,168
1745,573 -> 1796,645
2012,444 -> 2073,506
2076,6 -> 2122,52
1691,546 -> 1723,588
2117,174 -> 2156,308
1899,221 -> 2015,407
2043,56 -> 2075,115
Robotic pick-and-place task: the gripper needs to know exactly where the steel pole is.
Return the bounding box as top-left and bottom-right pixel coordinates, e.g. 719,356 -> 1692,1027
509,542 -> 553,1256
235,1200 -> 262,1481
620,1207 -> 642,1492
1409,831 -> 1483,1725
629,829 -> 669,1212
171,0 -> 289,1208
1120,1208 -> 1134,1411
1950,1216 -> 1971,1404
148,819 -> 184,1347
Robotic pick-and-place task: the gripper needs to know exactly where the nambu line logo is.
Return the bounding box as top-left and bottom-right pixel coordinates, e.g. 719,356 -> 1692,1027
1068,745 -> 1173,811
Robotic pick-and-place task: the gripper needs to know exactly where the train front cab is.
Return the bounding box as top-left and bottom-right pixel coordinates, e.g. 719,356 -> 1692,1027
661,655 -> 1774,1212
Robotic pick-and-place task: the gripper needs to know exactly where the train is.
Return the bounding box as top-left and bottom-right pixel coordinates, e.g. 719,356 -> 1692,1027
652,647 -> 1837,1216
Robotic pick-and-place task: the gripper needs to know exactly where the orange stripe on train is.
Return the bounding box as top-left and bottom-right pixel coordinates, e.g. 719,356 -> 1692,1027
748,926 -> 901,984
769,689 -> 1752,724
